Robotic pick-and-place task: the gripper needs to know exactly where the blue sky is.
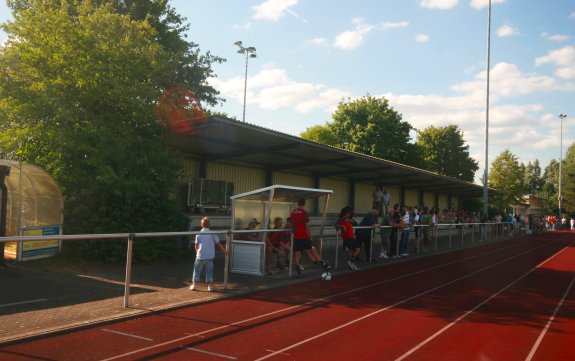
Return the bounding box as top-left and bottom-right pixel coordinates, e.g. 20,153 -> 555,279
1,0 -> 574,183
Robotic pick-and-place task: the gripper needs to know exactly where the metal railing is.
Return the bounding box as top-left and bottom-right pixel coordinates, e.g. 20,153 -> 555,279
0,221 -> 527,308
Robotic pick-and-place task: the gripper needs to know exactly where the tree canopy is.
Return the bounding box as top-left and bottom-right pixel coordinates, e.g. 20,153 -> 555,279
488,149 -> 526,211
301,95 -> 420,165
416,125 -> 478,182
0,0 -> 223,260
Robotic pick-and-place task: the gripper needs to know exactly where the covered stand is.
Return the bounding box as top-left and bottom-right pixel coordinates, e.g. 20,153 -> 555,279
229,185 -> 332,276
0,160 -> 64,261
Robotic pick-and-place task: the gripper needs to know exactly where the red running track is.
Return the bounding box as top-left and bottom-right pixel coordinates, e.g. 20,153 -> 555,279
1,232 -> 574,361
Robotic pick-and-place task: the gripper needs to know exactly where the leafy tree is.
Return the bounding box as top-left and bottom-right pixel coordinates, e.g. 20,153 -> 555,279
0,0 -> 223,261
559,143 -> 575,214
300,123 -> 339,146
524,159 -> 544,195
543,160 -> 559,212
320,95 -> 420,165
416,125 -> 478,182
488,149 -> 526,211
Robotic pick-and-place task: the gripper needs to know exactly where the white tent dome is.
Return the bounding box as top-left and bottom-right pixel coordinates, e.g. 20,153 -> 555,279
0,160 -> 63,236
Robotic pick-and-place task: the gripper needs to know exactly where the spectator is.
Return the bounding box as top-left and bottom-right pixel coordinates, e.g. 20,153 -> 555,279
379,207 -> 393,259
372,186 -> 384,215
420,207 -> 432,253
412,206 -> 421,254
356,207 -> 380,262
399,205 -> 412,257
190,217 -> 227,292
383,189 -> 391,214
389,204 -> 401,258
336,205 -> 361,270
268,217 -> 291,271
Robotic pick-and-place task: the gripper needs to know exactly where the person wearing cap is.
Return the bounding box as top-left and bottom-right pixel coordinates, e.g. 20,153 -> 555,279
290,198 -> 332,275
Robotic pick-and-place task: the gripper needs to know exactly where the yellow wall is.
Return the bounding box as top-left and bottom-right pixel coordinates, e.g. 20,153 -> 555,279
320,178 -> 349,214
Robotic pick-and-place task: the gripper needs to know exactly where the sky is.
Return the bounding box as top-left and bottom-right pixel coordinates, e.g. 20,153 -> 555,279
1,0 -> 574,183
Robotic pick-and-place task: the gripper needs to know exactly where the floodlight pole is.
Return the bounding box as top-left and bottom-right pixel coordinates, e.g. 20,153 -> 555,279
559,113 -> 567,217
482,0 -> 492,217
234,41 -> 257,122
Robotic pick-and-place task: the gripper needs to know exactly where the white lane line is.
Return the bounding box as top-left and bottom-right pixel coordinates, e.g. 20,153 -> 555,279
180,346 -> 237,360
255,240 -> 559,361
395,244 -> 575,361
0,298 -> 48,308
525,275 -> 575,361
101,329 -> 153,341
100,237 -> 548,361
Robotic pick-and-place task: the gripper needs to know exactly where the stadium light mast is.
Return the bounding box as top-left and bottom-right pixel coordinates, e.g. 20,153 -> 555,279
234,41 -> 256,123
559,113 -> 567,217
482,0 -> 492,217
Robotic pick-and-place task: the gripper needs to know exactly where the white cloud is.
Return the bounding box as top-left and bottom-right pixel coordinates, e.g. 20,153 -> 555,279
306,37 -> 328,46
569,11 -> 575,20
334,19 -> 375,50
379,21 -> 410,30
496,24 -> 519,37
210,64 -> 350,114
252,0 -> 299,21
452,62 -> 574,100
333,19 -> 408,50
419,0 -> 459,10
470,0 -> 506,10
233,22 -> 252,30
541,32 -> 570,42
535,45 -> 575,79
416,34 -> 430,42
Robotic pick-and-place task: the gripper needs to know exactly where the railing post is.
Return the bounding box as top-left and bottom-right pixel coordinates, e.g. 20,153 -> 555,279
224,231 -> 231,290
123,233 -> 135,308
335,228 -> 340,270
369,228 -> 374,263
448,224 -> 452,248
288,233 -> 294,278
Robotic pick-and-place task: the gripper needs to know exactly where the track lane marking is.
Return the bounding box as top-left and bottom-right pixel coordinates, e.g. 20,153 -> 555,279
395,243 -> 575,361
0,298 -> 48,308
101,329 -> 153,341
254,240 -> 563,361
525,275 -> 575,361
179,346 -> 237,359
99,237 -> 555,361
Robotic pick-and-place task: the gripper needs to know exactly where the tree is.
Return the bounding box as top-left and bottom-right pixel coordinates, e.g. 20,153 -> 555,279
300,123 -> 339,146
488,149 -> 526,211
559,143 -> 575,214
543,160 -> 559,212
524,159 -> 544,195
304,95 -> 420,165
416,125 -> 478,182
0,0 -> 223,261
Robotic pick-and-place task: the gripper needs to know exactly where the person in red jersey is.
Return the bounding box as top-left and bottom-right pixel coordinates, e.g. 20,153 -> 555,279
335,206 -> 361,270
290,198 -> 331,275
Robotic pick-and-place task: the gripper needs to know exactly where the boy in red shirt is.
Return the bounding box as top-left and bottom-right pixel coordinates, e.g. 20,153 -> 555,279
336,206 -> 361,270
290,198 -> 332,275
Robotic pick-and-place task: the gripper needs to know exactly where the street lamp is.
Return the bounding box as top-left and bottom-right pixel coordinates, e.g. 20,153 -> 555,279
482,0 -> 492,217
559,113 -> 567,217
234,41 -> 256,123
